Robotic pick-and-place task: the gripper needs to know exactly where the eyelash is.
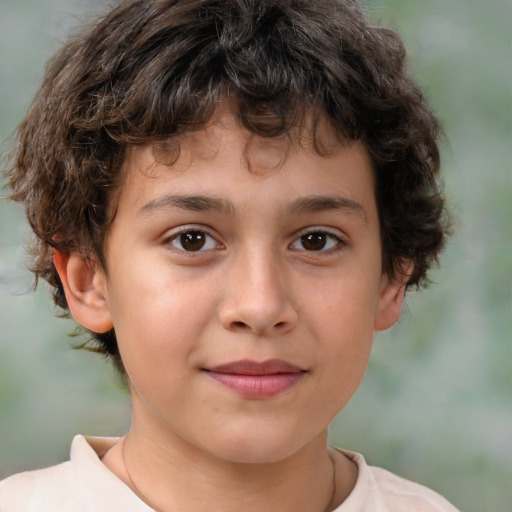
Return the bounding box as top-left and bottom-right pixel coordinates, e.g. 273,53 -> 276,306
289,228 -> 345,254
164,226 -> 222,253
164,226 -> 345,255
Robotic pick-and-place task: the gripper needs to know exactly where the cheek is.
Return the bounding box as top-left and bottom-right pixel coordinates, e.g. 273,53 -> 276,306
105,263 -> 222,372
302,272 -> 377,401
304,269 -> 380,342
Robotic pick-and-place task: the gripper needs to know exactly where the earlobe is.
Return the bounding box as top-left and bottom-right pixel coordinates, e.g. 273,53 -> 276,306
53,250 -> 113,333
374,264 -> 412,332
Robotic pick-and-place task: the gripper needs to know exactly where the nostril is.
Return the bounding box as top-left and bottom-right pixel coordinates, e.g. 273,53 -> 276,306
233,321 -> 247,329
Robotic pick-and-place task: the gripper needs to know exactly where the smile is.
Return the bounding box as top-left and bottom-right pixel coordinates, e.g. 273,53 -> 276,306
204,359 -> 306,399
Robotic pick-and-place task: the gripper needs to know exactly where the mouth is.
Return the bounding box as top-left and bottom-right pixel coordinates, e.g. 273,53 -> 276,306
203,359 -> 306,399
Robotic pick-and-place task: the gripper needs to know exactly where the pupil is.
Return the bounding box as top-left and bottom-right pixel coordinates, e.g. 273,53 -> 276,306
302,233 -> 326,251
180,231 -> 206,251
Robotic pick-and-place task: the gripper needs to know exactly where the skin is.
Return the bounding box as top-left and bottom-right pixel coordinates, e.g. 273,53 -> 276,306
54,111 -> 408,512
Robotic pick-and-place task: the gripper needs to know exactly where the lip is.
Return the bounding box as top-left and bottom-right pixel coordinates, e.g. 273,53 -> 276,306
204,359 -> 306,399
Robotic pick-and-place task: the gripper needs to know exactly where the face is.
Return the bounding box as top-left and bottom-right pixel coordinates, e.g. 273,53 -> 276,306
63,112 -> 406,464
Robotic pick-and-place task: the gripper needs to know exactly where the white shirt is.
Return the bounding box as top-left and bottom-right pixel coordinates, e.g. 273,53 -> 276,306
0,435 -> 459,512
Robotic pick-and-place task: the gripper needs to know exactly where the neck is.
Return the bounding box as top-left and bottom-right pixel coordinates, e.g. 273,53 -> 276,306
130,431 -> 334,512
104,422 -> 347,512
101,392 -> 358,512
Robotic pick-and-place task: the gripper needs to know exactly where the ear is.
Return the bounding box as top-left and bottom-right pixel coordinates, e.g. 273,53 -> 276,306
53,250 -> 113,333
374,262 -> 412,332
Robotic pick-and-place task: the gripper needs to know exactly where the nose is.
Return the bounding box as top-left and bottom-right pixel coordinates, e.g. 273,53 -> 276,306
218,251 -> 298,336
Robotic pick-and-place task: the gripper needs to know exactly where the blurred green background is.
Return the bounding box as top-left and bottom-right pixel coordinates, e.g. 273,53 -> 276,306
0,1 -> 510,510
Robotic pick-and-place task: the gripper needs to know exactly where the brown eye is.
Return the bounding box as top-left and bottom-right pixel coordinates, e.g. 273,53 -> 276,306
169,230 -> 218,252
290,230 -> 342,252
180,232 -> 206,251
301,233 -> 328,251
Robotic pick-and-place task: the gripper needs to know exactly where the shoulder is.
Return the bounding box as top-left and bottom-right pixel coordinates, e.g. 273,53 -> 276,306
0,435 -> 152,512
368,465 -> 460,512
0,462 -> 82,512
333,448 -> 460,512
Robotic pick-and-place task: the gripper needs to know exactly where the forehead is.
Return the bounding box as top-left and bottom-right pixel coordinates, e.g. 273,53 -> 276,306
125,105 -> 363,176
114,110 -> 376,222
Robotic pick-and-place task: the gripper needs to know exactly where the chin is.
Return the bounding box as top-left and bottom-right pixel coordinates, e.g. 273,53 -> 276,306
203,423 -> 312,465
218,442 -> 295,465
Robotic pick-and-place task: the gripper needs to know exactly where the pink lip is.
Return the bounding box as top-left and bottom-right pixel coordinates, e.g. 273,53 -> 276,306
205,359 -> 306,399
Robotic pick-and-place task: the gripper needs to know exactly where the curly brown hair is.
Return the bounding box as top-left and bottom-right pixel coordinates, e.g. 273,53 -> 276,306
4,0 -> 448,366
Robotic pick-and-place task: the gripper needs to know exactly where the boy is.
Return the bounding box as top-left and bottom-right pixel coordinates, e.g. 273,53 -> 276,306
0,0 -> 458,510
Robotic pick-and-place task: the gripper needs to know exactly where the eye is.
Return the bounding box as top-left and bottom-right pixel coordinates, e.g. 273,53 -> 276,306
167,230 -> 219,252
290,230 -> 343,252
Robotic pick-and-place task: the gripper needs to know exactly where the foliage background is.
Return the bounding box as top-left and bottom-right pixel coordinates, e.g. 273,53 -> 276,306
0,1 -> 510,511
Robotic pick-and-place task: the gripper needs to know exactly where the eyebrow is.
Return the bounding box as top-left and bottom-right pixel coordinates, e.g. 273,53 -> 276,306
137,193 -> 366,221
289,195 -> 367,221
137,194 -> 235,217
